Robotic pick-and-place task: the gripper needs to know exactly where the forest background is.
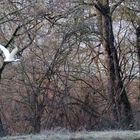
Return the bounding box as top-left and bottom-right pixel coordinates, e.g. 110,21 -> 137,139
0,0 -> 140,137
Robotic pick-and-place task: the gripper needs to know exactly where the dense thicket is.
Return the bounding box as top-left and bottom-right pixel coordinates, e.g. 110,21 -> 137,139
0,0 -> 140,136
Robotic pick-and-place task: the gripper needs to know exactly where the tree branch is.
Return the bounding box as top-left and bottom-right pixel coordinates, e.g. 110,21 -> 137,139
111,0 -> 125,14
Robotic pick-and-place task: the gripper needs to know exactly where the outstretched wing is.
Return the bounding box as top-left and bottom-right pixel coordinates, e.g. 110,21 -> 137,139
10,47 -> 18,57
0,44 -> 10,57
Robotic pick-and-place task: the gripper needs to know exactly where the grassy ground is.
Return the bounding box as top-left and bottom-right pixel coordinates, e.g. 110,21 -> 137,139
1,131 -> 140,140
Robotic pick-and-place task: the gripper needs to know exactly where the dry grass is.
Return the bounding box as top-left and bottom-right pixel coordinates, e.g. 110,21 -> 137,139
1,130 -> 140,140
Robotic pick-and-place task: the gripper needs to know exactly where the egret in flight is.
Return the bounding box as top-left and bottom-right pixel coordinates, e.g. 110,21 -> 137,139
0,44 -> 20,62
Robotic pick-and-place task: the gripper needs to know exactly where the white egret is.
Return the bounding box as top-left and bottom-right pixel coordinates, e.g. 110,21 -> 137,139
0,44 -> 20,62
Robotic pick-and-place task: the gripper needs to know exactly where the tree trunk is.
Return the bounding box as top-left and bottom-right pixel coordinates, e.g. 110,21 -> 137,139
136,27 -> 140,98
32,115 -> 41,134
97,0 -> 134,129
31,94 -> 45,134
0,117 -> 7,137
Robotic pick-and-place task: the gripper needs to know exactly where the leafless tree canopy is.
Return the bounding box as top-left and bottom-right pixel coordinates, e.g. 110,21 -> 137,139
0,0 -> 140,136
